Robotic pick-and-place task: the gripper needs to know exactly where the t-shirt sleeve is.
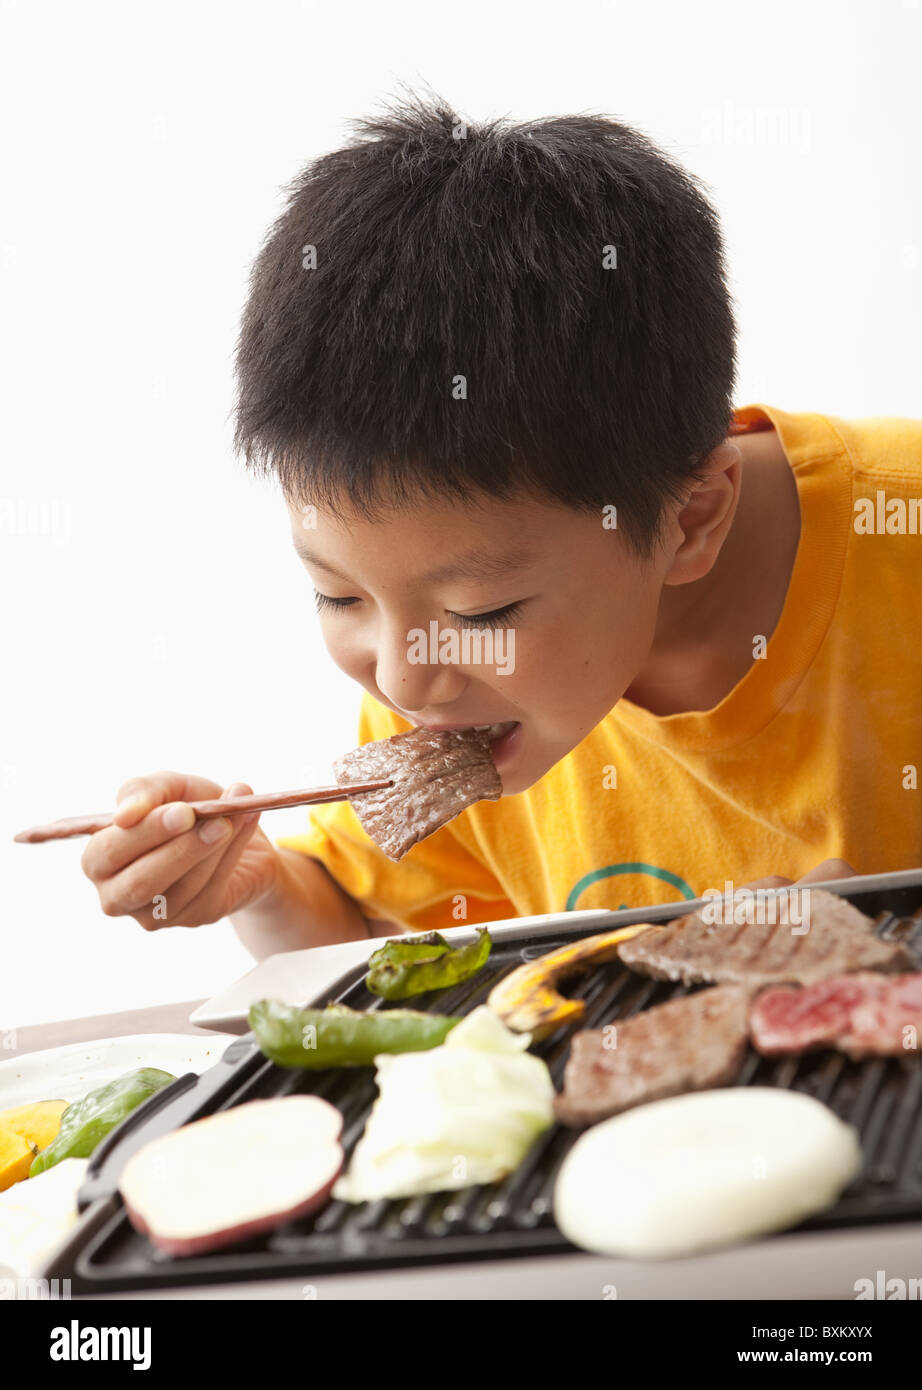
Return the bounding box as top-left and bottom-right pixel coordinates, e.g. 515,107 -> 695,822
274,694 -> 515,934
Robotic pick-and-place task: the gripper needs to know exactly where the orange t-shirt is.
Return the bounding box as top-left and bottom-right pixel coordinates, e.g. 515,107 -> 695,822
277,403 -> 922,930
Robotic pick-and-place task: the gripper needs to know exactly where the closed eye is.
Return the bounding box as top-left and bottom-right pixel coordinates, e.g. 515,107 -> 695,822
448,602 -> 524,630
313,592 -> 358,613
314,592 -> 525,629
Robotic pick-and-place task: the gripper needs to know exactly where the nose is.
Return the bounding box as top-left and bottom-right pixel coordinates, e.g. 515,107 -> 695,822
374,619 -> 467,713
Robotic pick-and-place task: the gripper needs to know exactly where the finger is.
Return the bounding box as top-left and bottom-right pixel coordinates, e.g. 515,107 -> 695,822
130,817 -> 261,928
82,799 -> 199,882
160,811 -> 264,928
735,875 -> 794,892
85,774 -> 248,880
112,771 -> 189,824
795,859 -> 857,885
95,812 -> 239,916
130,785 -> 261,929
111,771 -> 220,829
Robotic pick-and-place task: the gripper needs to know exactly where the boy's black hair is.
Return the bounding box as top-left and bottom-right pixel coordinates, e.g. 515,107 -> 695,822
233,91 -> 736,554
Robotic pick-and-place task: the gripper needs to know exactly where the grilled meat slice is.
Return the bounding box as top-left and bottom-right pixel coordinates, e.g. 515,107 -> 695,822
616,888 -> 913,989
750,971 -> 922,1060
333,726 -> 502,861
553,985 -> 752,1127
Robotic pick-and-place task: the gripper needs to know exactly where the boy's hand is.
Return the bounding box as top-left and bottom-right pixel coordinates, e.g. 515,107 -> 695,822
739,859 -> 857,891
80,772 -> 281,930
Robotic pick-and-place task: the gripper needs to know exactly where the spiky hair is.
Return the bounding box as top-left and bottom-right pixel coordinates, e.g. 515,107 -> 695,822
233,90 -> 736,552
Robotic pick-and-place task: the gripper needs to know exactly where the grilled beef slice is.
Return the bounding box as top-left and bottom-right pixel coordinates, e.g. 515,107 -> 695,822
553,985 -> 752,1127
750,971 -> 922,1060
616,888 -> 913,989
333,726 -> 502,861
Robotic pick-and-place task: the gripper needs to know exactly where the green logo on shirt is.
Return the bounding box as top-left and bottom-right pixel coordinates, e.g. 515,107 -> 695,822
565,862 -> 697,913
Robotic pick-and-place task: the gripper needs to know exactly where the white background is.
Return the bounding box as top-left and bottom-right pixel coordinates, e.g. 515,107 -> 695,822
2,0 -> 920,1029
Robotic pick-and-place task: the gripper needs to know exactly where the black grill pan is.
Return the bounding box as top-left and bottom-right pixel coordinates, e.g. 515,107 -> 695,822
43,870 -> 922,1293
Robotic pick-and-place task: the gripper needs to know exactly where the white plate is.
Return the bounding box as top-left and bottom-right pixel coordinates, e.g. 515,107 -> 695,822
0,1033 -> 237,1110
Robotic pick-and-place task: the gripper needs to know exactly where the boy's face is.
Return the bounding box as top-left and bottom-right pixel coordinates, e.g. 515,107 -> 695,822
288,465 -> 732,795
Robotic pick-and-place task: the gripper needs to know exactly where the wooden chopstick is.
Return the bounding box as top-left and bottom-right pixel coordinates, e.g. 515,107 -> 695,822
12,779 -> 394,844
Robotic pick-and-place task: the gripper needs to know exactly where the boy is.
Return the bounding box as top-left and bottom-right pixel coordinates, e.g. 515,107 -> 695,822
82,96 -> 921,957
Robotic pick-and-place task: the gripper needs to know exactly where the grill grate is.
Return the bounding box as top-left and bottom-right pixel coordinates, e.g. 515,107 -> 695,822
53,884 -> 922,1293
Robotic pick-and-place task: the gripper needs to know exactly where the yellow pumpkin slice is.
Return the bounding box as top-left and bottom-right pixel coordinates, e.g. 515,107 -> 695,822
0,1100 -> 69,1189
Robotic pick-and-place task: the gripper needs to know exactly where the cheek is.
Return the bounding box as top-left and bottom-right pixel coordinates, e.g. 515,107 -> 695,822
518,587 -> 658,712
584,596 -> 660,694
317,621 -> 370,683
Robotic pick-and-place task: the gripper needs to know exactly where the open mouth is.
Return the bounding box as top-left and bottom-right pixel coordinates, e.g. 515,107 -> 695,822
471,721 -> 519,743
407,719 -> 522,769
473,721 -> 521,769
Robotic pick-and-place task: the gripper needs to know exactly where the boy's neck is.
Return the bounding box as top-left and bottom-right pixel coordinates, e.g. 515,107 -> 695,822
622,426 -> 802,717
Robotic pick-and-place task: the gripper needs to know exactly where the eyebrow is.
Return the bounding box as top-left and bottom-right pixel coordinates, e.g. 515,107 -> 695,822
292,536 -> 538,586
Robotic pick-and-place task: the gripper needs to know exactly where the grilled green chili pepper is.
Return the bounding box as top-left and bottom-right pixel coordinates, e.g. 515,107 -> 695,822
249,999 -> 461,1069
29,1067 -> 176,1177
366,927 -> 492,1000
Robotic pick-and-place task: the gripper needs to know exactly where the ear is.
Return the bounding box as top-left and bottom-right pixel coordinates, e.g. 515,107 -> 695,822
662,441 -> 742,586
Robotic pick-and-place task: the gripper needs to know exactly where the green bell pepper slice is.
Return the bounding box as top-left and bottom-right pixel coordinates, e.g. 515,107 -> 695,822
366,927 -> 492,1000
248,999 -> 460,1068
29,1067 -> 176,1177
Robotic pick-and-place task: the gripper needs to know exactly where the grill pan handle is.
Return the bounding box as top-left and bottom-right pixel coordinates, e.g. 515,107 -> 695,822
76,1034 -> 265,1211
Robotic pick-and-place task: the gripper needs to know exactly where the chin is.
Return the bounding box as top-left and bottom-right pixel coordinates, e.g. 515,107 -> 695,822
495,751 -> 556,797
